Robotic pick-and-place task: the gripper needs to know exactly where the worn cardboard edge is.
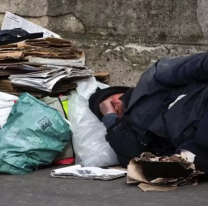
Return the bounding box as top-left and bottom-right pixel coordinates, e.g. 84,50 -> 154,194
138,183 -> 178,192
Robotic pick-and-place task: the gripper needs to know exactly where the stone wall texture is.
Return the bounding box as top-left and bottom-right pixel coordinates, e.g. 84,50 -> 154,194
0,0 -> 208,86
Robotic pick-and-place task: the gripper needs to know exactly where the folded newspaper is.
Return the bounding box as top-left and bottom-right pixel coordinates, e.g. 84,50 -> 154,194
2,12 -> 60,38
10,66 -> 93,92
51,165 -> 127,180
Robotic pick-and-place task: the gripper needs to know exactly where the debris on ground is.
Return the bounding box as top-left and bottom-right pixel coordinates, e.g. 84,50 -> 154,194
0,93 -> 71,174
0,12 -> 109,175
0,37 -> 91,96
127,151 -> 204,191
51,165 -> 127,180
0,11 -> 205,193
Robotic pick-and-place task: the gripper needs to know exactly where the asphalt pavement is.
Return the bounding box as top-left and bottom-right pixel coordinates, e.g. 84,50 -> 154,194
1,167 -> 208,206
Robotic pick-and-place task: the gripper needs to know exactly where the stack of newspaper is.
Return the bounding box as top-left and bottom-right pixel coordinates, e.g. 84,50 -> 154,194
0,13 -> 95,95
0,12 -> 109,97
9,66 -> 93,92
0,37 -> 91,94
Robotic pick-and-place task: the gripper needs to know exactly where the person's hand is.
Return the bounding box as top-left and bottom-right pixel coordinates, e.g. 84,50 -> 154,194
99,98 -> 116,116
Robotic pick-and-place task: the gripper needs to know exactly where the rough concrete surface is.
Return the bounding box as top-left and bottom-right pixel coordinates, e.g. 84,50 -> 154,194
1,167 -> 208,206
0,1 -> 208,205
1,0 -> 208,44
0,0 -> 208,86
75,39 -> 208,86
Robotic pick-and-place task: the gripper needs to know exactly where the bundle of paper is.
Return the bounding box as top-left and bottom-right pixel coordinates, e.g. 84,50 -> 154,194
0,38 -> 84,61
9,66 -> 93,92
0,35 -> 94,93
51,165 -> 127,180
0,64 -> 44,77
0,16 -> 111,95
0,72 -> 108,97
0,81 -> 77,98
127,151 -> 204,192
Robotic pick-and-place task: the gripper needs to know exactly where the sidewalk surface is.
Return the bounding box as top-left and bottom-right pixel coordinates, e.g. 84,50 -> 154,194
1,167 -> 208,206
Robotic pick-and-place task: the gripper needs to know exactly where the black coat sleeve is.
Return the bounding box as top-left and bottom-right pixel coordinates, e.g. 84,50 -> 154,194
105,120 -> 146,168
195,104 -> 208,151
155,53 -> 208,87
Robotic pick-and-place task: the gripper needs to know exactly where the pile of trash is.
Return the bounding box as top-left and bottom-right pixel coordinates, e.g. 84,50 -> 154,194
0,12 -> 109,98
0,38 -> 93,94
0,12 -> 204,192
0,92 -> 71,174
0,12 -> 113,175
127,151 -> 204,191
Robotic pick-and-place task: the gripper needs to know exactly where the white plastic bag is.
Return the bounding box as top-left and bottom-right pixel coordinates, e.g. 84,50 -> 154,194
68,77 -> 118,167
0,92 -> 18,128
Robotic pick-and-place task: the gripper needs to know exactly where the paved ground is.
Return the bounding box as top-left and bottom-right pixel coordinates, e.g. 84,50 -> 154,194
1,167 -> 208,206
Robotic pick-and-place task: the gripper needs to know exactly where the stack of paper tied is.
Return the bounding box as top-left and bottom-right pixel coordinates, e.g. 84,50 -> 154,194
51,165 -> 127,180
127,150 -> 204,192
0,37 -> 95,96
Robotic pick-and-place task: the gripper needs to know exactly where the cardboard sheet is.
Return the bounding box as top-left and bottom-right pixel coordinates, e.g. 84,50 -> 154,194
127,151 -> 204,192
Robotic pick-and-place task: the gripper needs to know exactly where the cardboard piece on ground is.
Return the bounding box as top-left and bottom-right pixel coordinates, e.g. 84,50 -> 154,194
25,38 -> 72,47
138,183 -> 178,192
127,151 -> 204,192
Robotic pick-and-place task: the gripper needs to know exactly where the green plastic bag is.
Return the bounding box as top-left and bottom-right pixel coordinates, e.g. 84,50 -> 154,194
0,93 -> 71,174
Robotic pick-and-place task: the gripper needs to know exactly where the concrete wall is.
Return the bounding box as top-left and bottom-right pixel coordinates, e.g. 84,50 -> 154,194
0,0 -> 208,86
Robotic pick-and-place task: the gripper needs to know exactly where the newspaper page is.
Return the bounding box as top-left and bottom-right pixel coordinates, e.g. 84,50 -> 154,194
1,11 -> 61,38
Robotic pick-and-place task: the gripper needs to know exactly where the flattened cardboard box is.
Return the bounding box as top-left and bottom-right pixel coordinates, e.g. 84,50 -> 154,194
127,151 -> 204,192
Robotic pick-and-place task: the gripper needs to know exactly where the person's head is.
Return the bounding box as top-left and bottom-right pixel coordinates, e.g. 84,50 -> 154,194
89,86 -> 130,120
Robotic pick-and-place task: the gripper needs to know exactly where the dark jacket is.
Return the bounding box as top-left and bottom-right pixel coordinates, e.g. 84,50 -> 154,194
106,53 -> 208,168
